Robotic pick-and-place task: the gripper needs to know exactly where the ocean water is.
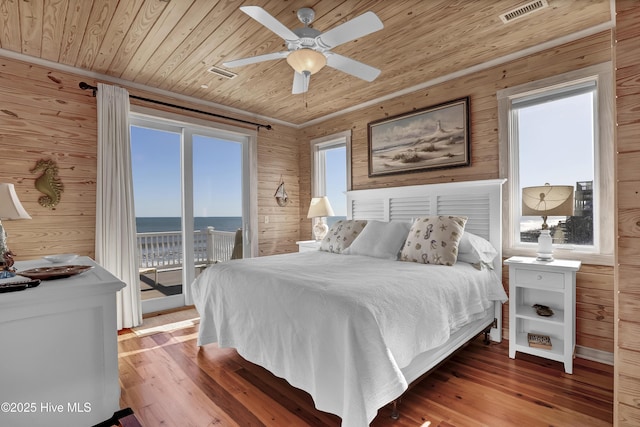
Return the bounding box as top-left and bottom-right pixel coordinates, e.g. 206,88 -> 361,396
136,217 -> 242,233
136,216 -> 347,234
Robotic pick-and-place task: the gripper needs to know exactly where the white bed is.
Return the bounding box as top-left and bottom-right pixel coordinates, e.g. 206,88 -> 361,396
191,179 -> 507,426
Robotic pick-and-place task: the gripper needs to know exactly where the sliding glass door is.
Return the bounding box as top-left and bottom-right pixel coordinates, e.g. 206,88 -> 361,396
131,124 -> 184,313
130,114 -> 253,314
188,132 -> 244,287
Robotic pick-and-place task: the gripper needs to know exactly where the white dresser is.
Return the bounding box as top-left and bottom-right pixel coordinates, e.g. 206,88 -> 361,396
0,257 -> 125,426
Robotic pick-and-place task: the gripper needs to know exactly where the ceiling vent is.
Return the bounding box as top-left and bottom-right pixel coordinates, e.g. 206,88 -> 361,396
207,66 -> 237,79
499,0 -> 549,23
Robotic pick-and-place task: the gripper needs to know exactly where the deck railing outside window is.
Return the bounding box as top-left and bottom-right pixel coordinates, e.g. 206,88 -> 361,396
137,227 -> 236,270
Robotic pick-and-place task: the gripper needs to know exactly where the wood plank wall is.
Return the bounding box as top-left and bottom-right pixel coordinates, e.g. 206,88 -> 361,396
255,123 -> 301,256
300,32 -> 615,355
0,55 -> 301,262
0,58 -> 98,258
614,1 -> 640,425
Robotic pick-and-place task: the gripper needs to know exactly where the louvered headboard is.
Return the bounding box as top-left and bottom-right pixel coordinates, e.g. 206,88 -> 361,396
347,178 -> 506,342
346,178 -> 506,272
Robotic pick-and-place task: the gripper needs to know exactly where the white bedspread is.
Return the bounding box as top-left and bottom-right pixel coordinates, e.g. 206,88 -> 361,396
191,251 -> 507,426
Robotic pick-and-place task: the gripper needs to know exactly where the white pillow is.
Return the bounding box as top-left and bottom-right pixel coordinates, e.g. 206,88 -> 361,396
343,220 -> 411,260
457,231 -> 498,265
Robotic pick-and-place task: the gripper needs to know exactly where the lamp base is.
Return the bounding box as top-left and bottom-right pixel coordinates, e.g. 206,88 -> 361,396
0,269 -> 15,279
536,229 -> 554,262
312,219 -> 328,241
0,222 -> 15,271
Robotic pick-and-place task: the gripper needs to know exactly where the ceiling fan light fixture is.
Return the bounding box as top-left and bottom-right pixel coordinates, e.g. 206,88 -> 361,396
286,49 -> 326,75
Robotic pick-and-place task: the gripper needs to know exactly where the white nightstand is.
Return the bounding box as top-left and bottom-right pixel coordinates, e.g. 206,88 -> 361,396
296,240 -> 321,252
504,256 -> 581,374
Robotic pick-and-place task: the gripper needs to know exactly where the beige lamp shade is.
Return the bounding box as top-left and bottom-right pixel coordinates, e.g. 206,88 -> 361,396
307,196 -> 335,218
522,184 -> 574,217
0,183 -> 31,220
522,183 -> 573,261
286,49 -> 327,75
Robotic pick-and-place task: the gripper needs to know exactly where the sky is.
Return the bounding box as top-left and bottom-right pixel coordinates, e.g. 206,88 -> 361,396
131,126 -> 242,217
518,92 -> 593,189
130,91 -> 591,222
324,146 -> 347,217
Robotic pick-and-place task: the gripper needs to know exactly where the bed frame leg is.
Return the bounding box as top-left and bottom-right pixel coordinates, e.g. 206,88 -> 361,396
390,398 -> 400,420
483,325 -> 492,345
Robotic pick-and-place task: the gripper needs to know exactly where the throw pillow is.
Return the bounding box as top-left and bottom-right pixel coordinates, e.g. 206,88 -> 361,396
319,219 -> 368,254
400,216 -> 468,265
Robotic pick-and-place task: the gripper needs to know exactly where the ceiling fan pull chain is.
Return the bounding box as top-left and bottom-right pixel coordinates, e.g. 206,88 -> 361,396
303,72 -> 309,109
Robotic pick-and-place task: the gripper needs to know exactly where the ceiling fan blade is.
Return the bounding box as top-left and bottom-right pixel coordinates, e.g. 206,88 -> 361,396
326,53 -> 381,82
317,11 -> 383,48
240,6 -> 299,41
292,71 -> 309,94
223,51 -> 289,68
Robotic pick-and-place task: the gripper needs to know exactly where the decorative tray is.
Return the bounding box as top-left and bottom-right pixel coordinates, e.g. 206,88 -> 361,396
17,265 -> 93,280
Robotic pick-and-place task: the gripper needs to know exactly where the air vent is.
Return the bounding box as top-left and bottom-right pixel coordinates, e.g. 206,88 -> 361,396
499,0 -> 549,23
207,66 -> 237,79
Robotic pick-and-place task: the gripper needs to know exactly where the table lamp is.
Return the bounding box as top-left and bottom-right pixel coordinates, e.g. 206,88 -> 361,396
522,183 -> 574,261
0,183 -> 32,276
307,196 -> 334,241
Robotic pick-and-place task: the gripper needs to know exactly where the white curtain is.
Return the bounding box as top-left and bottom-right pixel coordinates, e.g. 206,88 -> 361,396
95,83 -> 142,329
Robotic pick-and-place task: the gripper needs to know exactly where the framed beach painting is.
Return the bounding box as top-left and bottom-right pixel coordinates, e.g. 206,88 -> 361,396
368,97 -> 470,177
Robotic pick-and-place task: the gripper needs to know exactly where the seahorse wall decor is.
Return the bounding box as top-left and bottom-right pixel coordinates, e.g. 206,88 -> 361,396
30,159 -> 64,209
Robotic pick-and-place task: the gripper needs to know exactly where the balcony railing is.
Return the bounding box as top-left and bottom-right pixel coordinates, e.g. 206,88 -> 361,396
137,226 -> 236,270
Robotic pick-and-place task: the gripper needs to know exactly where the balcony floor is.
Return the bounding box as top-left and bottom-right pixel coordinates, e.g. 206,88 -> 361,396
139,268 -> 184,301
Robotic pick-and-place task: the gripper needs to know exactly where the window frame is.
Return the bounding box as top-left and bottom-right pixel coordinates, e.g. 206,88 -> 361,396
309,130 -> 351,235
497,62 -> 614,265
310,130 -> 351,198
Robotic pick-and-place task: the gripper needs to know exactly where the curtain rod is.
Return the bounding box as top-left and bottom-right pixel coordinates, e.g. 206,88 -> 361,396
79,82 -> 272,131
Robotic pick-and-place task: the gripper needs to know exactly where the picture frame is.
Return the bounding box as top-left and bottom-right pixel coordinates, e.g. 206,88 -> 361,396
368,97 -> 470,177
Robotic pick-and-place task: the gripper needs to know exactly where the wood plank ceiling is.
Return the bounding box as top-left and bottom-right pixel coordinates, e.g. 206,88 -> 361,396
0,0 -> 612,126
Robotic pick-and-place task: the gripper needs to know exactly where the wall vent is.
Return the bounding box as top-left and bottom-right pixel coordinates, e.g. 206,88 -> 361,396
207,66 -> 237,79
499,0 -> 549,23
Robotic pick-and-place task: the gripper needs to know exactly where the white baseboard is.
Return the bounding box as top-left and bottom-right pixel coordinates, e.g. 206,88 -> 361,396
576,345 -> 614,366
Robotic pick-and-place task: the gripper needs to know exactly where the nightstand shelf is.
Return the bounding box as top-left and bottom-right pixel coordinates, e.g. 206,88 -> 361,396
514,332 -> 565,361
515,304 -> 565,325
505,256 -> 581,374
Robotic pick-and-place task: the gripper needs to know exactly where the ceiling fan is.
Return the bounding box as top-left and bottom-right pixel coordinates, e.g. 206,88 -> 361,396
222,6 -> 384,94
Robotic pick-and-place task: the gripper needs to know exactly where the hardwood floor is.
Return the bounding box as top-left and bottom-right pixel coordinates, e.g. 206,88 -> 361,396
118,317 -> 613,427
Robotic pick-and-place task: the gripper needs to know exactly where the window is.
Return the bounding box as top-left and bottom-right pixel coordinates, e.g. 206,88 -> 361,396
310,131 -> 351,227
498,63 -> 614,265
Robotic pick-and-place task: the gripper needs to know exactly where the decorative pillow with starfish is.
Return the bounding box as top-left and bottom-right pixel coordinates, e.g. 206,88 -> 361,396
400,216 -> 467,266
